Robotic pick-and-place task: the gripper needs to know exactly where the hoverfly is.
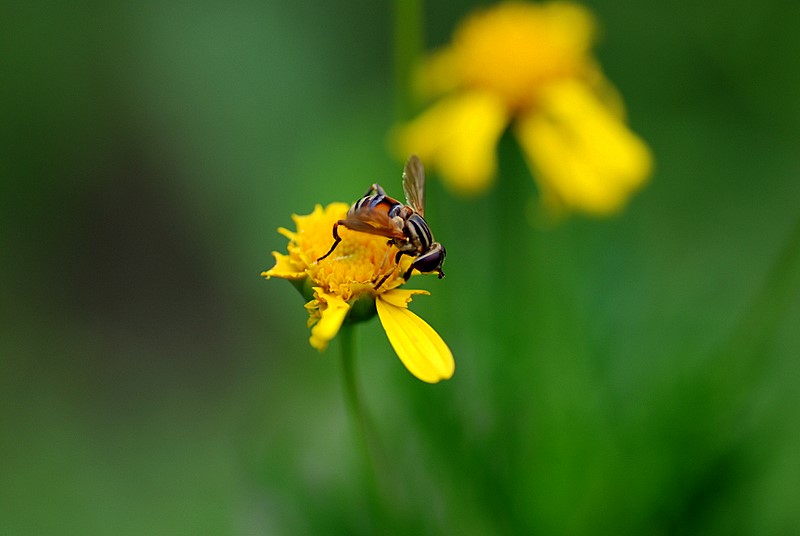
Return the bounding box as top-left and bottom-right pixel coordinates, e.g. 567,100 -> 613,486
317,155 -> 446,289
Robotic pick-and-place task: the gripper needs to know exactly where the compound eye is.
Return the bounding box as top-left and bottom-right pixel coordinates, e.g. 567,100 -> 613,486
412,247 -> 444,274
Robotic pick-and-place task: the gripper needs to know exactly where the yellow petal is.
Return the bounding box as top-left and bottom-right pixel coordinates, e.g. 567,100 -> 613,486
277,227 -> 296,242
376,293 -> 454,383
309,290 -> 350,351
516,80 -> 652,215
262,251 -> 305,280
541,1 -> 596,54
391,91 -> 509,196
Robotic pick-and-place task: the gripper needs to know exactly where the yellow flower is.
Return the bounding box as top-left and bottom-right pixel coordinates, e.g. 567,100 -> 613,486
393,0 -> 652,216
262,202 -> 454,383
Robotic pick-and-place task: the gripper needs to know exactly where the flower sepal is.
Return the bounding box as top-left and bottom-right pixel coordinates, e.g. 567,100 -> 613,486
288,275 -> 315,303
345,291 -> 379,324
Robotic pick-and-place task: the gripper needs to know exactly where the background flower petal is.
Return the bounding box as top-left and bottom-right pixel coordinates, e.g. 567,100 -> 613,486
516,79 -> 653,215
392,91 -> 508,196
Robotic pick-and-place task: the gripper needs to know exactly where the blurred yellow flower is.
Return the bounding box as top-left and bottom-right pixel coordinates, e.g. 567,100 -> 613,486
393,1 -> 652,216
262,203 -> 454,383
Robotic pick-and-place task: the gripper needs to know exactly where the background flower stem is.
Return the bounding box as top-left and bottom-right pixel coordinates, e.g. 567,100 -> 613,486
476,131 -> 538,531
393,0 -> 423,121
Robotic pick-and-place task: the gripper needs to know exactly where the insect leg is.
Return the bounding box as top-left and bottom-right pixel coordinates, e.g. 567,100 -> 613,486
371,242 -> 394,283
317,221 -> 344,261
374,244 -> 408,289
365,183 -> 387,197
373,272 -> 390,290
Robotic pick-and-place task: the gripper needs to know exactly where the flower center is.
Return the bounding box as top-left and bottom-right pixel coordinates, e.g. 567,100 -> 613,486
290,203 -> 408,302
453,2 -> 594,110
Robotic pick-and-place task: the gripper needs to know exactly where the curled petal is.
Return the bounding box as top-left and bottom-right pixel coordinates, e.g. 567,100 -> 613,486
516,79 -> 653,215
309,290 -> 350,351
378,288 -> 430,308
262,252 -> 305,280
392,91 -> 509,196
376,293 -> 454,383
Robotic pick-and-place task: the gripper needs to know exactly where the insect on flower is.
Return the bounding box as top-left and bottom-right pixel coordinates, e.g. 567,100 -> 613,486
317,155 -> 446,289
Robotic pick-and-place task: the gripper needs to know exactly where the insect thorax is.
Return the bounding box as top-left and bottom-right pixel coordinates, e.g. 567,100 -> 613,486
404,213 -> 434,252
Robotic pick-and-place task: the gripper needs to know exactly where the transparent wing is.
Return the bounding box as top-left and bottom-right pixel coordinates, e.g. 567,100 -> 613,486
402,155 -> 426,216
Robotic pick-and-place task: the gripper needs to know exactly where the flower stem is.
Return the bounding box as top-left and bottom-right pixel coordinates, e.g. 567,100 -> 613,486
339,323 -> 371,459
338,323 -> 385,525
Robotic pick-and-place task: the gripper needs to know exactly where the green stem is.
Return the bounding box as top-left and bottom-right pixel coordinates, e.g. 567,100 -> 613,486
393,0 -> 424,121
338,324 -> 386,525
339,324 -> 371,461
481,131 -> 534,533
493,131 -> 534,350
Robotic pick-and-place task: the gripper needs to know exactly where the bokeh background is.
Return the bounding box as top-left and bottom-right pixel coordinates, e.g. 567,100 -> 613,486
3,1 -> 800,534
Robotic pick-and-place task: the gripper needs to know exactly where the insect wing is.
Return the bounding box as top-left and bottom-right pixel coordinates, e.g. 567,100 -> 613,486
343,204 -> 406,240
402,155 -> 426,216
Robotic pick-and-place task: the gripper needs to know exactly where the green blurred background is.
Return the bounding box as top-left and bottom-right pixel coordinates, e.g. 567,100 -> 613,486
2,1 -> 800,534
